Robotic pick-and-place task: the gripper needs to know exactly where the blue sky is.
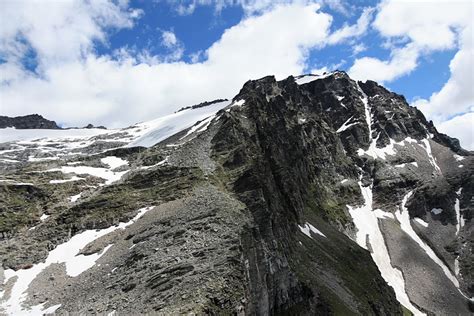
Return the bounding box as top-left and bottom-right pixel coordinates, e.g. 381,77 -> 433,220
0,0 -> 472,148
96,0 -> 451,102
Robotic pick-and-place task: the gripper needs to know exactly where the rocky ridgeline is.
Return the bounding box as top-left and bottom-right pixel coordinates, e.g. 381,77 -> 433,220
0,114 -> 107,130
0,114 -> 60,129
0,71 -> 472,315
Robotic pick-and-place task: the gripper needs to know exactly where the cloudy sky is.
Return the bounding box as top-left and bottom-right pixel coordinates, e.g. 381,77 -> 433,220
0,0 -> 472,149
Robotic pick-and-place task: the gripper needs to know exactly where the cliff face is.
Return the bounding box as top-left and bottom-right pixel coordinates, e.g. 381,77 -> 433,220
0,72 -> 472,315
0,114 -> 60,129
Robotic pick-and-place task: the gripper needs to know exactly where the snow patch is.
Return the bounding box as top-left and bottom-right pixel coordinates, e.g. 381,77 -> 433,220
0,128 -> 110,144
48,165 -> 127,185
298,222 -> 327,238
100,156 -> 128,169
453,154 -> 465,161
347,182 -> 423,315
336,116 -> 359,133
420,139 -> 442,174
295,73 -> 333,85
70,193 -> 82,203
455,188 -> 463,234
0,207 -> 153,315
180,114 -> 216,140
357,137 -> 418,160
49,176 -> 83,184
431,208 -> 443,215
396,192 -> 459,288
232,99 -> 245,107
39,214 -> 49,221
414,218 -> 429,227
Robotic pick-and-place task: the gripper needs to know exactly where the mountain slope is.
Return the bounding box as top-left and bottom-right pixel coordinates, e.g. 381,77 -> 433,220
0,72 -> 472,315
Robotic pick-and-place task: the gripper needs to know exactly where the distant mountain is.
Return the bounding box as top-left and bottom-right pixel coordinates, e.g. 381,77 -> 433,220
0,114 -> 60,129
0,72 -> 472,315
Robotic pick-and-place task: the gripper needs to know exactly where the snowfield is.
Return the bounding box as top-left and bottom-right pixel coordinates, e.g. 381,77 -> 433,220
0,128 -> 111,144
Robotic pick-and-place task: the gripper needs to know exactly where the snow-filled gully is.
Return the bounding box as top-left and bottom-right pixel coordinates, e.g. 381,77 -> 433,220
0,207 -> 153,315
346,83 -> 471,312
396,192 -> 459,288
347,180 -> 424,315
348,178 -> 473,314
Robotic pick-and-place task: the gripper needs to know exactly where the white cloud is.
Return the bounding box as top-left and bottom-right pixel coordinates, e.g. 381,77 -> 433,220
372,0 -> 470,51
160,30 -> 184,61
161,30 -> 178,48
349,43 -> 419,82
0,0 -> 141,67
351,43 -> 367,55
0,3 -> 338,127
412,25 -> 473,123
349,0 -> 472,83
436,113 -> 474,151
162,0 -> 352,17
327,7 -> 373,45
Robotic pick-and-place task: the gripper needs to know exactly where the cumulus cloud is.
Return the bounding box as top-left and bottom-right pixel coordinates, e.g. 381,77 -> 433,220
1,2 -> 344,127
349,0 -> 472,83
437,113 -> 474,151
160,30 -> 185,61
162,0 -> 352,17
327,7 -> 373,44
0,0 -> 142,67
349,43 -> 419,82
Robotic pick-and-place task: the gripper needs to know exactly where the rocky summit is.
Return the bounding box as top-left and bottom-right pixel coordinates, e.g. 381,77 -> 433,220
0,71 -> 472,315
0,114 -> 60,130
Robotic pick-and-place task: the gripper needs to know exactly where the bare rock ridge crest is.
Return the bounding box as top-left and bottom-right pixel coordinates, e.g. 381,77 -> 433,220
0,71 -> 472,315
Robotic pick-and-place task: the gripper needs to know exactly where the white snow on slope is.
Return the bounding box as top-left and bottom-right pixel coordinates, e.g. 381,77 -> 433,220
49,176 -> 84,184
0,207 -> 153,316
232,99 -> 245,107
298,222 -> 327,238
69,193 -> 82,203
395,162 -> 418,168
396,192 -> 459,288
295,73 -> 333,85
0,128 -> 110,144
1,101 -> 230,152
453,154 -> 465,161
357,136 -> 419,160
455,188 -> 463,235
347,181 -> 424,315
48,164 -> 127,185
431,208 -> 443,215
0,180 -> 34,186
336,116 -> 359,133
100,156 -> 128,169
420,139 -> 442,174
180,114 -> 216,140
127,100 -> 229,148
414,218 -> 429,227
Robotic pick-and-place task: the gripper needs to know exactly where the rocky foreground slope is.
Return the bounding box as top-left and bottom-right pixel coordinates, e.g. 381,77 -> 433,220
0,71 -> 472,315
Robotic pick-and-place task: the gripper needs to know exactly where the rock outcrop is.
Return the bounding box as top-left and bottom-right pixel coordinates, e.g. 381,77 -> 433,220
0,114 -> 60,129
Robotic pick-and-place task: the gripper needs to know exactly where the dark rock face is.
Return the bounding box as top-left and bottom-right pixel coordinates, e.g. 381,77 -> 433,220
83,123 -> 107,129
176,98 -> 229,113
0,71 -> 472,315
0,114 -> 60,129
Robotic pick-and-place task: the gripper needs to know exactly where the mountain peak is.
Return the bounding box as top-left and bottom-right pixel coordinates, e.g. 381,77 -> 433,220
0,114 -> 60,129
